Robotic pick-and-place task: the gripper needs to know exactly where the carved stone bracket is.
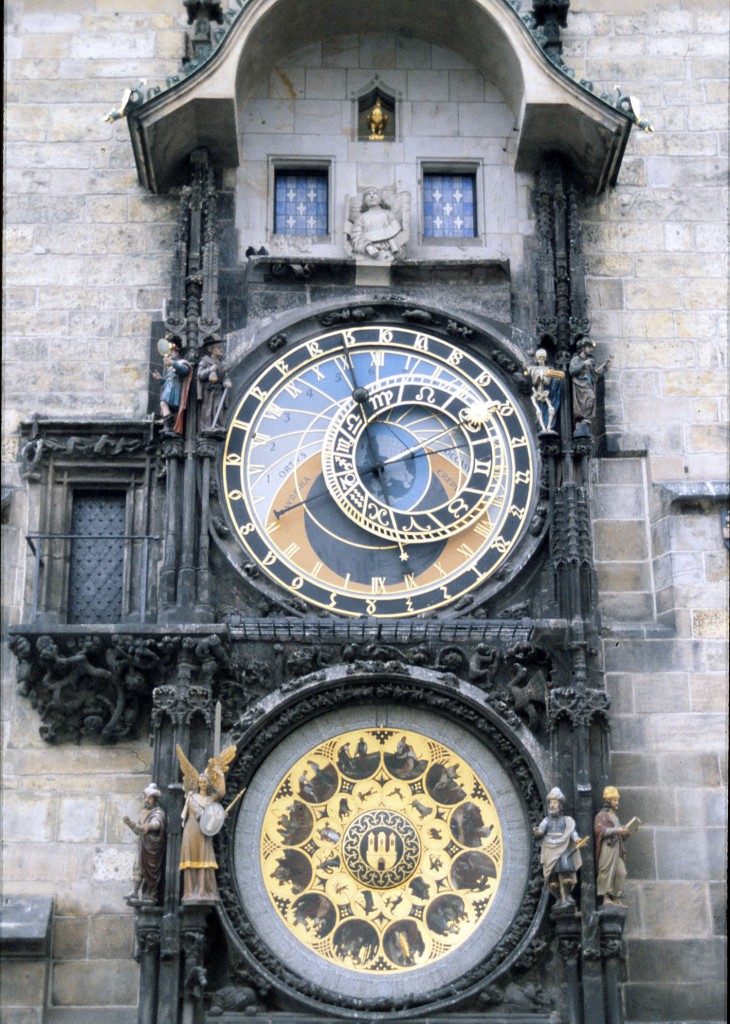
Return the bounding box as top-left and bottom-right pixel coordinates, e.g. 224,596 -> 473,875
8,629 -> 235,744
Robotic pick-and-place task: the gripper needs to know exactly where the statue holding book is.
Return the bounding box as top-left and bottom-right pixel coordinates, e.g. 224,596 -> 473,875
594,785 -> 641,906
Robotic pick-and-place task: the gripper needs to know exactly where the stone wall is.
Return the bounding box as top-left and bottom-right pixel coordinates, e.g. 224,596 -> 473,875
2,0 -> 727,1022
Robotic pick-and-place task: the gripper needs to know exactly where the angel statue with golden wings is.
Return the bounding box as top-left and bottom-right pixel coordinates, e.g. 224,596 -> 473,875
177,744 -> 236,903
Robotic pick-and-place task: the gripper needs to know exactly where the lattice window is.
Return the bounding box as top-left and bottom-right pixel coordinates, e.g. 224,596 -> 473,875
68,493 -> 126,624
274,171 -> 329,236
423,173 -> 477,238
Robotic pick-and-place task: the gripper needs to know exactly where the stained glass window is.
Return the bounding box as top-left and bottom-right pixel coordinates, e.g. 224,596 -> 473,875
274,171 -> 329,236
423,173 -> 477,238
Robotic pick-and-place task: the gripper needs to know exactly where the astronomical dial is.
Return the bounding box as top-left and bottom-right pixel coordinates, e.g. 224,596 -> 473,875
221,324 -> 536,617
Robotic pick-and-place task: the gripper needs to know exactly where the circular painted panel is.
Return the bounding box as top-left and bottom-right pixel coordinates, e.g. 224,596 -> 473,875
232,706 -> 531,1003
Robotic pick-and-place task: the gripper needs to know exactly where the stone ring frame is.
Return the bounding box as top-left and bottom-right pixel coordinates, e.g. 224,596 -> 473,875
216,665 -> 547,1017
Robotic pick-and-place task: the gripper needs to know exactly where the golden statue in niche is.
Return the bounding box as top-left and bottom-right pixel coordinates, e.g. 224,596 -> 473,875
366,97 -> 388,140
260,727 -> 503,973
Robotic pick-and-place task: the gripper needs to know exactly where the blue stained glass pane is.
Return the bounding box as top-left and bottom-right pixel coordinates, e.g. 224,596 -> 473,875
423,174 -> 477,238
274,172 -> 329,236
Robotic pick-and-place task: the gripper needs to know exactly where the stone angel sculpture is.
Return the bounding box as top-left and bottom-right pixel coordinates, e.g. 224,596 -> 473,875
344,187 -> 409,262
177,743 -> 237,903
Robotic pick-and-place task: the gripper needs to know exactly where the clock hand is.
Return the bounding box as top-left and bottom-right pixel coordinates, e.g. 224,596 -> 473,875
378,402 -> 497,467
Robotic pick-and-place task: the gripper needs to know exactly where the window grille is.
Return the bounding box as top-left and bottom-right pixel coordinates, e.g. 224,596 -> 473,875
274,171 -> 329,236
423,173 -> 477,238
68,493 -> 126,624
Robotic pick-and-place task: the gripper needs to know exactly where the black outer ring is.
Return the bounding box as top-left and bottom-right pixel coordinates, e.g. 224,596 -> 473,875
215,665 -> 548,1018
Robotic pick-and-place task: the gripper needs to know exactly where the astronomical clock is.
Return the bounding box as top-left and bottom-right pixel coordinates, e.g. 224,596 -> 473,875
209,307 -> 551,1016
218,319 -> 539,619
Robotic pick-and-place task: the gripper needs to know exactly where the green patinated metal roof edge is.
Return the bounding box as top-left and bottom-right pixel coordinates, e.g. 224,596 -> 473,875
121,0 -> 648,132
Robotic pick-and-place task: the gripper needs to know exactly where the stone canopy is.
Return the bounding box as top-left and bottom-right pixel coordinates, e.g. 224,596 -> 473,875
127,0 -> 633,195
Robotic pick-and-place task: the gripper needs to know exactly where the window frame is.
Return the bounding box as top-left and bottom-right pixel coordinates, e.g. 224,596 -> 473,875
270,160 -> 333,242
419,162 -> 483,245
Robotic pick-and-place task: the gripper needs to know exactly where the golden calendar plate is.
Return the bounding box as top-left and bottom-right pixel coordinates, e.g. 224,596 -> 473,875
260,727 -> 503,973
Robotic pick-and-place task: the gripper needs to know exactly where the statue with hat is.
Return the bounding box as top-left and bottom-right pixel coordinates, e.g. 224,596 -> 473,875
124,783 -> 167,904
176,743 -> 237,904
569,336 -> 613,438
153,337 -> 191,435
594,785 -> 641,906
533,787 -> 587,908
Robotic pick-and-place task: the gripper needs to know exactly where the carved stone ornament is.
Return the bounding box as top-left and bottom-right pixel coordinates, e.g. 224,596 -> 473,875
214,665 -> 547,1016
344,187 -> 409,262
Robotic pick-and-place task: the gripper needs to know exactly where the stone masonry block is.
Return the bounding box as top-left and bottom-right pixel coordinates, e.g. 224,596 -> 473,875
3,844 -> 93,884
52,917 -> 88,959
592,520 -> 648,561
595,562 -> 652,593
655,826 -> 721,880
87,915 -> 134,959
637,882 -> 712,938
0,961 -> 48,1007
599,591 -> 655,622
675,787 -> 728,828
689,672 -> 728,713
624,982 -> 726,1022
51,959 -> 138,1006
627,938 -> 726,983
608,751 -> 661,787
57,798 -> 105,843
1,794 -> 55,843
615,787 -> 677,827
633,674 -> 691,714
659,753 -> 723,788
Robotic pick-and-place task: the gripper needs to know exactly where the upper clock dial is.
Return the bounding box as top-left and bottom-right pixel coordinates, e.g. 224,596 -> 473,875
222,325 -> 535,617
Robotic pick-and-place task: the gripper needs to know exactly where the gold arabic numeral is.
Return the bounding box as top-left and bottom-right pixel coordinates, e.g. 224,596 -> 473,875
291,576 -> 304,591
405,596 -> 415,613
378,328 -> 394,345
328,591 -> 338,610
250,432 -> 271,449
227,489 -> 244,501
263,402 -> 285,421
515,470 -> 531,484
366,598 -> 378,615
510,434 -> 528,448
371,577 -> 387,594
251,385 -> 268,402
475,371 -> 492,387
457,542 -> 475,558
414,333 -> 429,352
282,542 -> 301,561
497,402 -> 515,416
403,573 -> 418,591
306,340 -> 324,358
508,504 -> 527,521
236,522 -> 255,537
440,584 -> 451,600
274,358 -> 289,376
492,536 -> 510,554
446,350 -> 463,367
225,453 -> 243,466
343,329 -> 357,348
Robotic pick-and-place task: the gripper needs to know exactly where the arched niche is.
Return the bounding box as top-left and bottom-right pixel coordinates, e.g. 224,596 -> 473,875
128,0 -> 632,195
